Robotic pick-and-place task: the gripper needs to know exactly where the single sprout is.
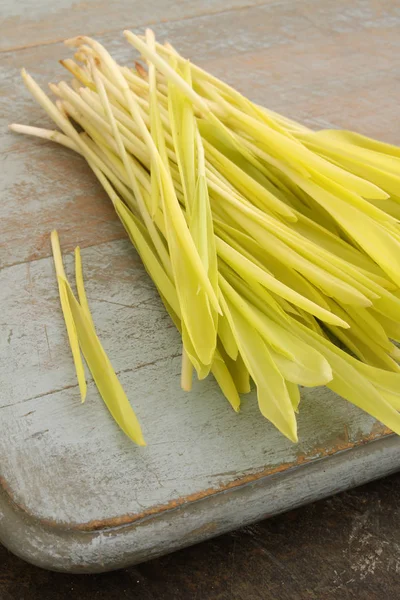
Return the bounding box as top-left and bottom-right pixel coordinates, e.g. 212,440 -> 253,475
51,231 -> 146,446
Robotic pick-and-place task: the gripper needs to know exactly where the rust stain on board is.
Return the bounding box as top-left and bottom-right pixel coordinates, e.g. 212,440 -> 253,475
0,425 -> 391,535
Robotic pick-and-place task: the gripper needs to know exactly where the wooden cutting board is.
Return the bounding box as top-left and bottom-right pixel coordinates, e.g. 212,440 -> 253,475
1,0 -> 400,574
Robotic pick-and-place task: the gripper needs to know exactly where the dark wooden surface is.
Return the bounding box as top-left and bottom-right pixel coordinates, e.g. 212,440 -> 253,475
1,473 -> 399,600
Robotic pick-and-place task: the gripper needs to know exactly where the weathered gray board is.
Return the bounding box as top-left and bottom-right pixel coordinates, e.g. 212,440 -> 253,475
1,0 -> 400,573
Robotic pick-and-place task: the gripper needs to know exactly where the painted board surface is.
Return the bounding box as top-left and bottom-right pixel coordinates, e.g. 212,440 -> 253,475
0,0 -> 399,572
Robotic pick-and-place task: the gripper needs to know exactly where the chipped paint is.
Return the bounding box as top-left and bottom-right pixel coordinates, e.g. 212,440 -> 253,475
0,426 -> 391,533
1,0 -> 400,573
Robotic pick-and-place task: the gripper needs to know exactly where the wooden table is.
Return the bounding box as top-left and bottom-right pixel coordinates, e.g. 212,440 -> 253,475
1,472 -> 400,599
1,0 -> 400,573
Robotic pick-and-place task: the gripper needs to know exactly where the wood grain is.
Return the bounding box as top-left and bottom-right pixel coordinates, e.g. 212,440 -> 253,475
1,473 -> 400,598
2,0 -> 400,268
0,0 -> 271,52
0,238 -> 389,526
0,433 -> 398,572
1,0 -> 400,573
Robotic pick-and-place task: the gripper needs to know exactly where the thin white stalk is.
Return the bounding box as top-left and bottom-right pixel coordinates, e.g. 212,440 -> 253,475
9,123 -> 79,153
